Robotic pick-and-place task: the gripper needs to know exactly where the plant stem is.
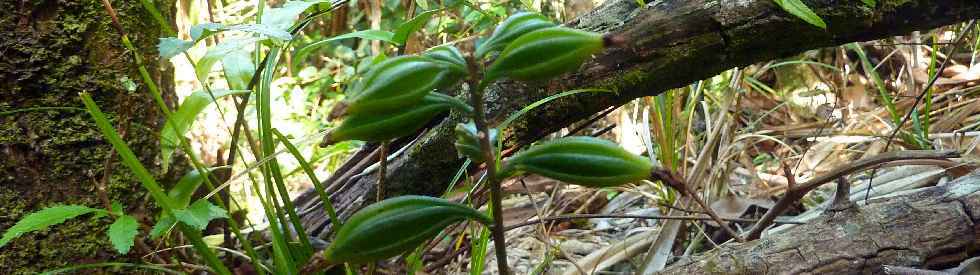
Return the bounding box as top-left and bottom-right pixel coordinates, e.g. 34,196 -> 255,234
377,141 -> 388,201
465,56 -> 510,275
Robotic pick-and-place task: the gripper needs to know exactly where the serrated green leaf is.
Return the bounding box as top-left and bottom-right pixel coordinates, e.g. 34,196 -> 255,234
161,89 -> 250,171
393,9 -> 439,45
158,37 -> 194,60
195,37 -> 265,84
174,200 -> 228,231
774,0 -> 827,29
110,202 -> 123,216
168,167 -> 229,209
149,215 -> 177,239
0,205 -> 101,248
108,215 -> 139,254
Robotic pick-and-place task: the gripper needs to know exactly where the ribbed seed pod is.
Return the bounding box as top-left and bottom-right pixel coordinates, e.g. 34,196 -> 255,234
501,136 -> 652,187
486,27 -> 603,81
454,122 -> 498,162
344,55 -> 455,115
423,45 -> 468,74
322,94 -> 451,146
323,196 -> 492,264
476,12 -> 555,58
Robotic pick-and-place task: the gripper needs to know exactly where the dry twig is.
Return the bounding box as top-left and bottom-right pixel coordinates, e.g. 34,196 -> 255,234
744,150 -> 959,240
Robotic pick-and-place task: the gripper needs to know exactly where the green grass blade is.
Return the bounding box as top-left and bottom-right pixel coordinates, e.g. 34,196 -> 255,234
80,93 -> 174,209
80,93 -> 230,275
469,226 -> 492,275
495,88 -> 613,155
257,47 -> 304,273
272,128 -> 342,230
850,43 -> 900,124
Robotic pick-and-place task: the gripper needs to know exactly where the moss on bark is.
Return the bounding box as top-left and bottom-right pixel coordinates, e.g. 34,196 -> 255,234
0,0 -> 175,273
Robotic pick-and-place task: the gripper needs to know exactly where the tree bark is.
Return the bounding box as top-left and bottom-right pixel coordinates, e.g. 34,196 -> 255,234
656,171 -> 980,274
0,1 -> 175,273
297,0 -> 980,239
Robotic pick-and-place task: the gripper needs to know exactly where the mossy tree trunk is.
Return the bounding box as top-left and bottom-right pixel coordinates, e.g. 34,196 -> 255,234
0,0 -> 175,273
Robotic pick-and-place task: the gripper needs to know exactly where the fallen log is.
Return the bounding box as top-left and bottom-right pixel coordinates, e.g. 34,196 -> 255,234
656,171 -> 980,274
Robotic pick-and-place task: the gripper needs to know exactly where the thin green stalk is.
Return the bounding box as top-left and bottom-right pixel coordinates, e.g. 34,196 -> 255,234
117,0 -> 269,269
119,35 -> 173,118
851,43 -> 900,124
272,129 -> 342,229
257,48 -> 307,273
138,0 -> 175,36
469,225 -> 492,275
80,93 -> 231,275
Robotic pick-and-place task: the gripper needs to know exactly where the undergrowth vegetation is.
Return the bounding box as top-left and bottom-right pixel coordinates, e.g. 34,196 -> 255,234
2,0 -> 980,274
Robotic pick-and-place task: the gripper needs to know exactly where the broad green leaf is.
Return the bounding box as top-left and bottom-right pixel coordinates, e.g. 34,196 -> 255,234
861,0 -> 875,7
261,0 -> 334,30
292,30 -> 395,69
0,205 -> 102,248
158,37 -> 193,59
393,9 -> 440,45
161,90 -> 250,171
225,24 -> 293,41
108,215 -> 139,254
774,0 -> 827,29
190,23 -> 291,42
222,50 -> 255,90
195,37 -> 264,84
109,201 -> 123,216
168,167 -> 229,209
174,200 -> 228,231
190,23 -> 224,42
149,215 -> 177,239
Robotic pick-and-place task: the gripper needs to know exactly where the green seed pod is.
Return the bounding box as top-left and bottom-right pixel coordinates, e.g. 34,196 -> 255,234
344,55 -> 454,116
501,136 -> 652,187
454,122 -> 498,162
323,195 -> 492,264
476,12 -> 556,58
322,94 -> 451,146
486,27 -> 604,82
423,45 -> 468,74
